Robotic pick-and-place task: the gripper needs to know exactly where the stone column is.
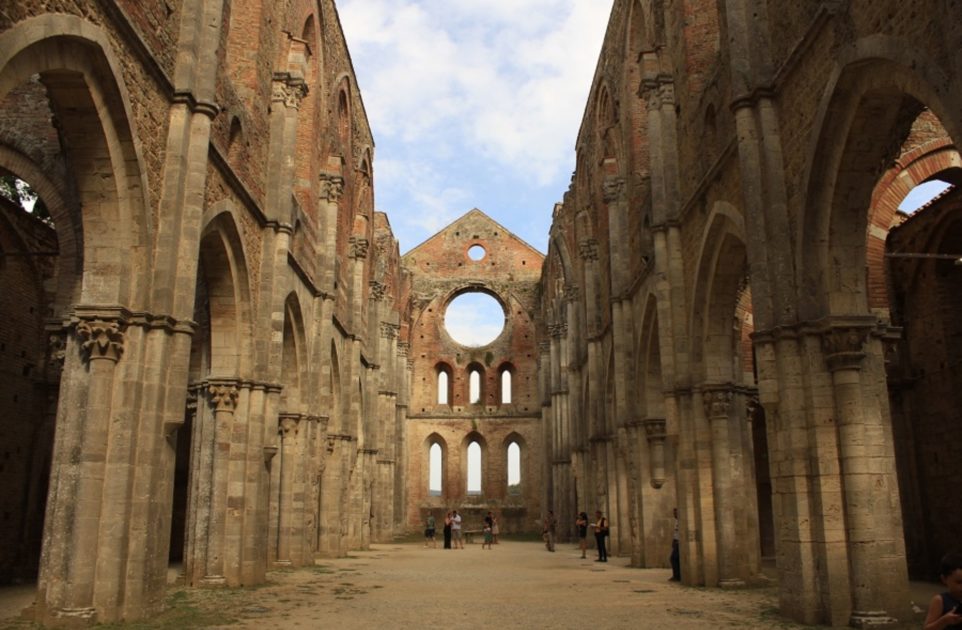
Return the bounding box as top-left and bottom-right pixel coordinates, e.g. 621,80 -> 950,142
318,174 -> 344,290
202,380 -> 238,585
703,386 -> 743,587
275,414 -> 300,566
61,318 -> 125,614
822,326 -> 906,627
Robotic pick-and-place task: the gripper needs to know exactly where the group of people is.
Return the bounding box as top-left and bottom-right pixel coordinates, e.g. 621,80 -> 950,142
423,510 -> 499,550
570,511 -> 609,561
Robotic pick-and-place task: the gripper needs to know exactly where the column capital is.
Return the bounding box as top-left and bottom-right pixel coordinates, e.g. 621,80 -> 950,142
643,417 -> 667,441
319,173 -> 344,202
380,322 -> 400,340
349,236 -> 370,259
76,318 -> 125,363
702,387 -> 733,419
822,326 -> 868,372
271,74 -> 309,109
602,177 -> 626,204
369,280 -> 387,301
279,414 -> 301,435
207,381 -> 239,412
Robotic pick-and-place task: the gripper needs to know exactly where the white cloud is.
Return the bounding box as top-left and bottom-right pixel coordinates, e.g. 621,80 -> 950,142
340,0 -> 613,185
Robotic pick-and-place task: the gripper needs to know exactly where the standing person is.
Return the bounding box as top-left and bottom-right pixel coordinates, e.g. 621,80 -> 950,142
593,510 -> 608,562
482,520 -> 493,550
443,511 -> 453,549
491,513 -> 500,544
424,512 -> 437,548
924,552 -> 962,630
669,507 -> 681,581
543,510 -> 557,552
451,510 -> 464,549
575,512 -> 589,559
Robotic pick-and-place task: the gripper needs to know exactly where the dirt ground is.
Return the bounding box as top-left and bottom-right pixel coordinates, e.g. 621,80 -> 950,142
0,540 -> 932,629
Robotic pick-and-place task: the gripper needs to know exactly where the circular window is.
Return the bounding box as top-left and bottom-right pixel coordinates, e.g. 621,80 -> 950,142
467,244 -> 486,261
444,291 -> 505,347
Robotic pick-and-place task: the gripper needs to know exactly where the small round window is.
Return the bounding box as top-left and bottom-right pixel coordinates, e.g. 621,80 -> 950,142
444,291 -> 505,347
467,245 -> 486,261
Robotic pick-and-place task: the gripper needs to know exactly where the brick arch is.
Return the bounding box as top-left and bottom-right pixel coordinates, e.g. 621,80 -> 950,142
497,361 -> 514,404
435,361 -> 453,406
798,40 -> 962,320
0,15 -> 152,309
461,430 -> 487,496
867,137 -> 961,313
197,208 -> 254,378
280,293 -> 306,414
689,202 -> 748,383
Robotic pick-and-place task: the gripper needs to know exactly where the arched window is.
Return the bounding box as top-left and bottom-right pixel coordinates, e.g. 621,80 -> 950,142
438,370 -> 449,405
467,441 -> 482,495
469,367 -> 482,404
507,442 -> 521,495
429,443 -> 442,496
500,367 -> 512,404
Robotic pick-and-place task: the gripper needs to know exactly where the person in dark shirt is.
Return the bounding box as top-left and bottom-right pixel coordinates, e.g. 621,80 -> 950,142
925,553 -> 962,630
575,512 -> 589,559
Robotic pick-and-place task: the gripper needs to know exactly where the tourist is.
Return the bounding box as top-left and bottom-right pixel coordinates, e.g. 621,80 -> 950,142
593,511 -> 608,562
451,510 -> 464,549
424,512 -> 437,548
491,512 -> 500,544
543,510 -> 557,552
575,512 -> 589,559
482,521 -> 493,549
443,511 -> 453,549
924,552 -> 962,630
669,507 -> 681,581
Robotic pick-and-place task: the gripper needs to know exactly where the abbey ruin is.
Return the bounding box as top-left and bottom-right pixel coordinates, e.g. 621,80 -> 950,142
1,0 -> 960,627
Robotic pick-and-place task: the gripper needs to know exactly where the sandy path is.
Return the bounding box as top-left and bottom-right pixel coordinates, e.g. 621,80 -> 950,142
0,541 -> 931,628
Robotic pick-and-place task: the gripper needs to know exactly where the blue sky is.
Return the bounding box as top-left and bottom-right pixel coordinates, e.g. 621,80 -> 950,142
338,0 -> 615,255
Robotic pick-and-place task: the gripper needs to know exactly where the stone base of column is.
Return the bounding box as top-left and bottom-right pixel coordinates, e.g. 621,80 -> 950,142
53,607 -> 97,621
849,611 -> 897,627
199,575 -> 226,587
273,560 -> 292,568
719,578 -> 746,589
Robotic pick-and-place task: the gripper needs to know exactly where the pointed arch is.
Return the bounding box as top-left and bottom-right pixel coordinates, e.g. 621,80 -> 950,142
689,202 -> 748,383
198,207 -> 254,377
798,41 -> 962,320
0,15 -> 152,308
280,292 -> 307,414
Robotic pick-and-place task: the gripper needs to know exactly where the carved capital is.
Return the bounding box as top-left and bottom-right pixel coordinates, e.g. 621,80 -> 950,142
279,414 -> 300,435
602,177 -> 626,204
564,284 -> 581,302
319,174 -> 344,203
380,322 -> 400,340
578,238 -> 599,261
643,417 -> 667,441
76,319 -> 125,363
822,327 -> 868,372
272,75 -> 309,109
369,280 -> 387,301
349,236 -> 370,259
702,389 -> 733,419
207,383 -> 239,413
538,341 -> 552,354
548,321 -> 568,339
47,329 -> 66,371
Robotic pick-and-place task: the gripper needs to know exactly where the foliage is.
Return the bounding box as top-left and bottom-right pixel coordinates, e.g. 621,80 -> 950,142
0,175 -> 50,220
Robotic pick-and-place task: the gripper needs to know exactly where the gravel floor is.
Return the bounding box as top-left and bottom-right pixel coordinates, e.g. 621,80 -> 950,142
0,541 -> 931,629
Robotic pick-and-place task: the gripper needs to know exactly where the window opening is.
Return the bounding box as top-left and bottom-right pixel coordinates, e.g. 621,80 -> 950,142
500,369 -> 512,404
438,370 -> 449,405
429,443 -> 442,496
469,369 -> 481,404
507,442 -> 521,495
467,441 -> 481,495
444,291 -> 504,347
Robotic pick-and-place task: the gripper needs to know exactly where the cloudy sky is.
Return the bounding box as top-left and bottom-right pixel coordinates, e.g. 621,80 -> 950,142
338,0 -> 615,256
